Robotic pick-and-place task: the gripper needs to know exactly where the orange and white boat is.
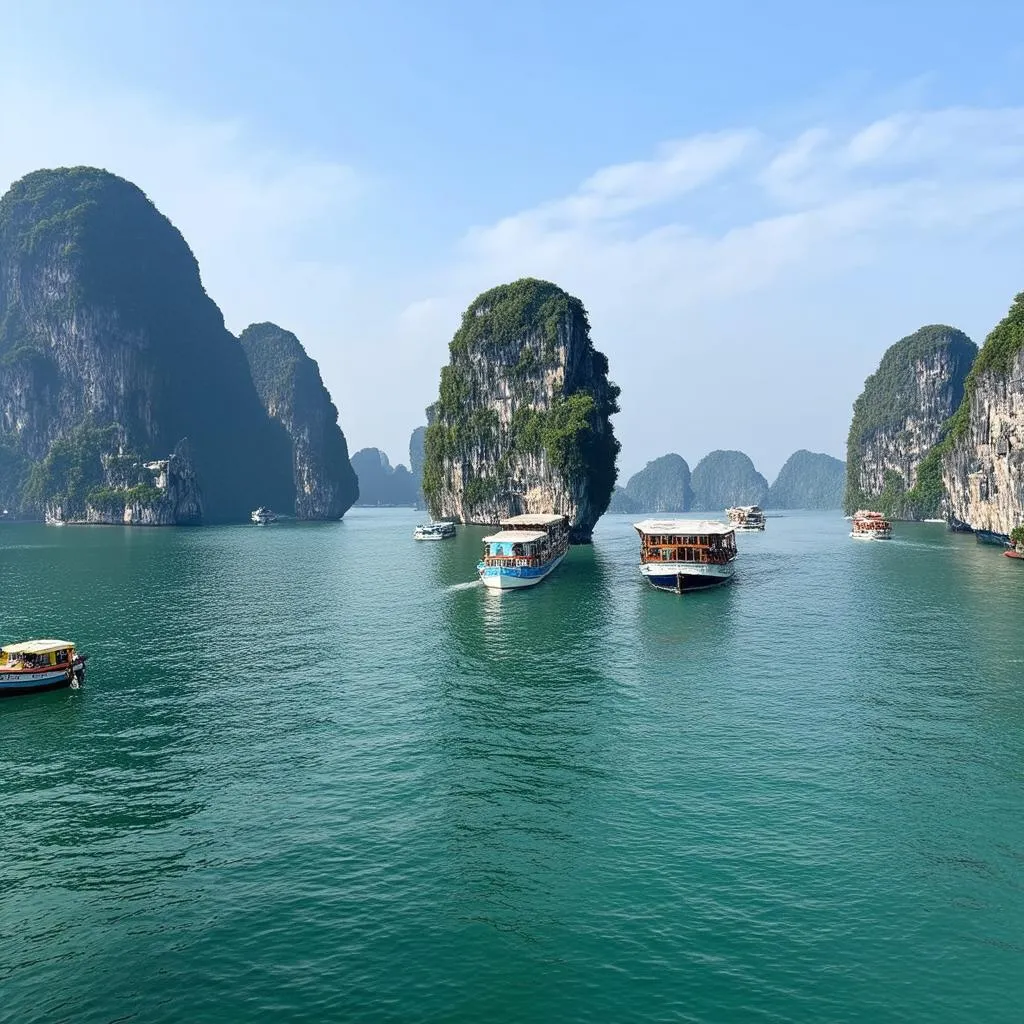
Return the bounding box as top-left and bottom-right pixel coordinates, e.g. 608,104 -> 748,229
0,639 -> 88,696
850,510 -> 892,540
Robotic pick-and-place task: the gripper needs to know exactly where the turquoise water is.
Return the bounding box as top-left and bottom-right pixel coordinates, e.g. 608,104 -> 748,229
1,511 -> 1022,1022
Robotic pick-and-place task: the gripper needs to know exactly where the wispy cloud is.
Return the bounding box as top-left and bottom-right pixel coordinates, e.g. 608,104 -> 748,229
398,105 -> 1024,476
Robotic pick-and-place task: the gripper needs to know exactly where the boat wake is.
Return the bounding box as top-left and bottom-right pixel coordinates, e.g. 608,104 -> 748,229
445,580 -> 481,592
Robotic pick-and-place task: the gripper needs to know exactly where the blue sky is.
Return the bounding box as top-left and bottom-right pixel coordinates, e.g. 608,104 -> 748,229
3,1 -> 1024,478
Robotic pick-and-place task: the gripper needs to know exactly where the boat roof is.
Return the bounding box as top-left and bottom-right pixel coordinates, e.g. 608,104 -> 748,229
500,513 -> 566,526
482,530 -> 548,543
633,519 -> 734,536
727,505 -> 762,512
2,638 -> 75,654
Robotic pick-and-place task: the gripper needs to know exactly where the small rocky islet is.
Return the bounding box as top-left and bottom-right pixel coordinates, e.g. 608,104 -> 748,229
1,165 -> 1022,540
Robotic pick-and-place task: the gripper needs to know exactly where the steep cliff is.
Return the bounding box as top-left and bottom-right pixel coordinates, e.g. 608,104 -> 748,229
239,322 -> 358,519
941,294 -> 1024,536
844,325 -> 976,518
767,450 -> 845,509
621,454 -> 693,512
351,448 -> 417,506
409,426 -> 427,509
0,167 -> 295,521
690,450 -> 768,511
422,279 -> 620,542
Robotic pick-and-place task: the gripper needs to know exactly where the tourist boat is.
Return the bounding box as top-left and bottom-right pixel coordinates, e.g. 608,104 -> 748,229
413,521 -> 456,541
850,510 -> 892,540
477,513 -> 570,589
250,507 -> 279,525
975,528 -> 1011,547
1004,546 -> 1024,561
633,519 -> 738,593
0,639 -> 87,696
726,505 -> 766,531
44,511 -> 64,526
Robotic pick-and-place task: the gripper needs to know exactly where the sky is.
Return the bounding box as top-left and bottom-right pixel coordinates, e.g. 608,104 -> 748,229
2,0 -> 1024,480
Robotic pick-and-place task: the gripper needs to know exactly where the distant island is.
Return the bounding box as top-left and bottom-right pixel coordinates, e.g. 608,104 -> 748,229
351,448 -> 418,507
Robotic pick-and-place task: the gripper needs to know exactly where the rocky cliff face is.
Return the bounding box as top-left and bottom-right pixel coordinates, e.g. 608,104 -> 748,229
422,279 -> 619,542
0,167 -> 295,521
767,450 -> 845,509
621,454 -> 693,512
351,447 -> 417,506
239,322 -> 358,519
941,295 -> 1024,536
690,450 -> 768,511
409,426 -> 427,509
844,325 -> 976,517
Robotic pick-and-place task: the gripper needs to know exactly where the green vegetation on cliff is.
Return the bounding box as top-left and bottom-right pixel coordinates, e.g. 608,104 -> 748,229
844,325 -> 977,515
767,450 -> 844,509
422,278 -> 620,533
240,322 -> 358,519
690,450 -> 768,512
23,424 -> 120,517
946,293 -> 1024,444
0,167 -> 295,520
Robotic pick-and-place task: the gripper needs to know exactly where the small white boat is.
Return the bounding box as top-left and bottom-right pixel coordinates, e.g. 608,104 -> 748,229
477,514 -> 570,589
726,505 -> 766,531
0,639 -> 88,696
413,521 -> 456,541
634,519 -> 738,593
850,510 -> 892,540
922,518 -> 945,524
44,511 -> 64,526
251,507 -> 279,525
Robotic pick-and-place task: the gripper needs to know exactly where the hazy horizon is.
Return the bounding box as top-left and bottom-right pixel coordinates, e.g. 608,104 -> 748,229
3,1 -> 1023,481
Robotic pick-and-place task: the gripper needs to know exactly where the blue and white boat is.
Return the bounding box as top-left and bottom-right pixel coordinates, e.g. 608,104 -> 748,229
477,513 -> 570,590
0,639 -> 87,696
634,518 -> 737,593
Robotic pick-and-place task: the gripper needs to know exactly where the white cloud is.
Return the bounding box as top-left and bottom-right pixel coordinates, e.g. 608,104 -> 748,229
396,105 -> 1024,478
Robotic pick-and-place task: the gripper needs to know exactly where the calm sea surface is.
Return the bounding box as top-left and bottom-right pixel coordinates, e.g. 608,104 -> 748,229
1,510 -> 1022,1022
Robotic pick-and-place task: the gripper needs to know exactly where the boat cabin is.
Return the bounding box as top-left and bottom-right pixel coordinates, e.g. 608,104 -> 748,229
633,519 -> 737,564
481,529 -> 549,567
0,639 -> 76,670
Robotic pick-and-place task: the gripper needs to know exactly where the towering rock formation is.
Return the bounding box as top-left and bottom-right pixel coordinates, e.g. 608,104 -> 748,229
767,450 -> 845,509
409,425 -> 427,509
422,279 -> 620,542
941,294 -> 1024,536
690,450 -> 768,511
620,454 -> 693,512
844,325 -> 976,518
351,448 -> 417,506
0,166 -> 295,521
239,322 -> 358,519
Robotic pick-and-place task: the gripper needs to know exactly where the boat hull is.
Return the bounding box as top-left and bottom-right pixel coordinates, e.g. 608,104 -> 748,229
0,667 -> 76,696
850,531 -> 892,540
479,552 -> 566,589
640,561 -> 735,593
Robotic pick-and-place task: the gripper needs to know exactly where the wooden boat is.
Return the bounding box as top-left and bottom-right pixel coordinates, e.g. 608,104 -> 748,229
413,521 -> 456,541
726,505 -> 766,531
633,519 -> 737,593
0,639 -> 87,696
850,510 -> 892,540
477,513 -> 570,589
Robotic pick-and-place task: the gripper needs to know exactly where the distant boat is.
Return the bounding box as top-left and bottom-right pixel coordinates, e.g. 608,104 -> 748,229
250,507 -> 279,525
850,510 -> 892,540
922,518 -> 945,524
477,514 -> 570,590
413,521 -> 456,541
0,639 -> 88,696
44,511 -> 64,526
1004,547 -> 1024,561
633,518 -> 738,593
726,505 -> 765,531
